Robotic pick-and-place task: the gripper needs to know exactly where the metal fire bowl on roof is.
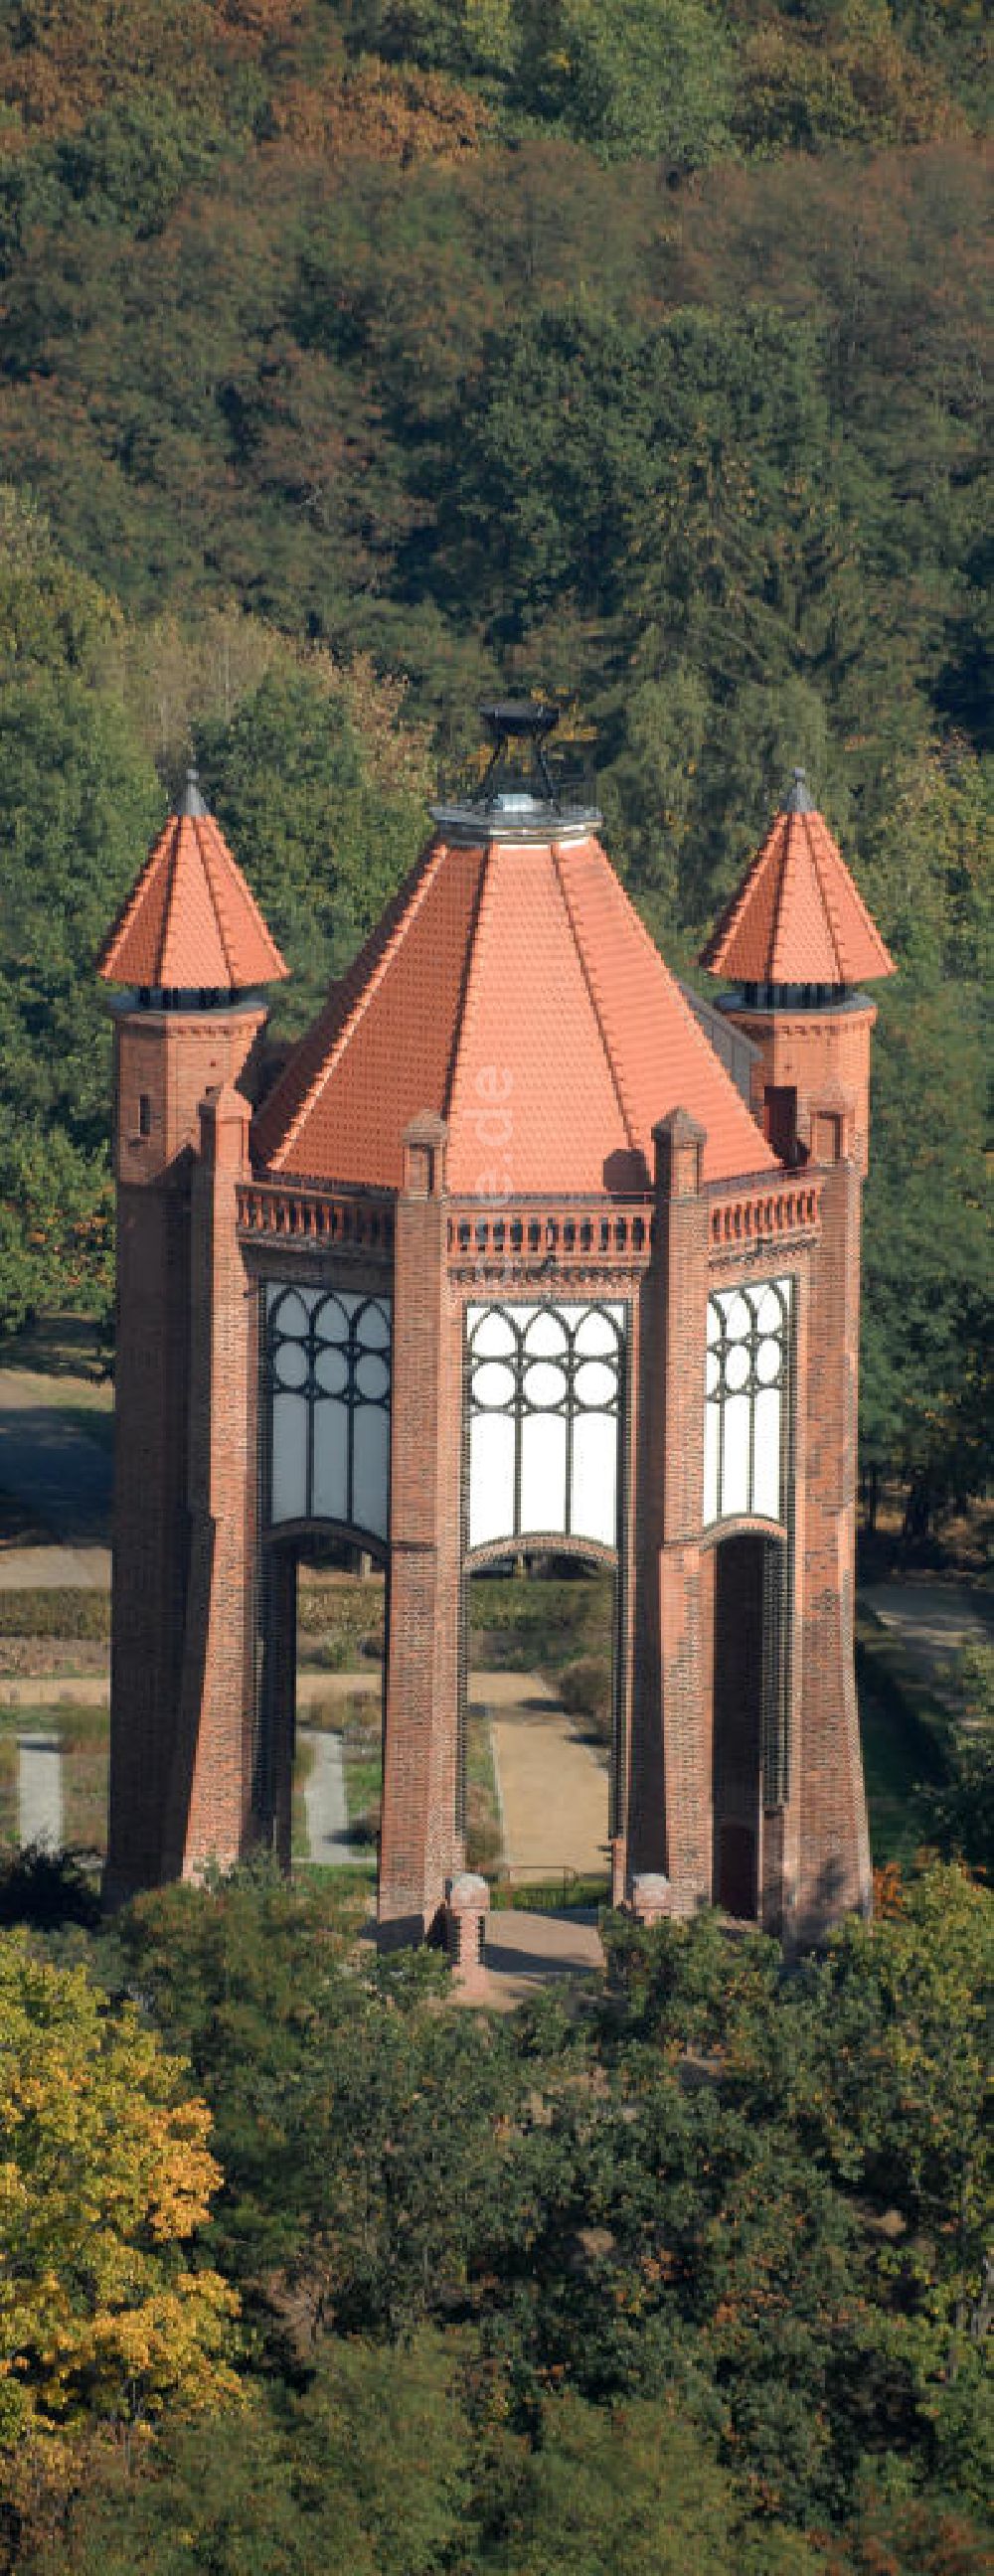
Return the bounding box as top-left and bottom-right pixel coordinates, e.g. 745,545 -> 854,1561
479,701 -> 560,742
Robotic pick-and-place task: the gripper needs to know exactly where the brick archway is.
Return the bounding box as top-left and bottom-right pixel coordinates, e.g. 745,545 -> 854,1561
709,1529 -> 787,1920
256,1522 -> 388,1866
459,1543 -> 620,1890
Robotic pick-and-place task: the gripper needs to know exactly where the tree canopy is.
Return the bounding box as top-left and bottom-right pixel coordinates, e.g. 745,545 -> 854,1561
0,0 -> 988,1514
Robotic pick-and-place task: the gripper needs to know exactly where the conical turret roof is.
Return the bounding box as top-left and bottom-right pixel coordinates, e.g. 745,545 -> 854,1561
252,818 -> 776,1194
97,770 -> 287,991
700,772 -> 895,987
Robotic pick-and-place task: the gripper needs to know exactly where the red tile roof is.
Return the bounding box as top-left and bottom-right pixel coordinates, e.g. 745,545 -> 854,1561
97,774 -> 287,991
700,778 -> 895,986
253,821 -> 775,1193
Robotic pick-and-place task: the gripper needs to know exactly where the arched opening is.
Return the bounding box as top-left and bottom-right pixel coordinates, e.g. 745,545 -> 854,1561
256,1523 -> 386,1875
459,1296 -> 626,1911
259,1278 -> 393,1871
709,1530 -> 787,1921
461,1544 -> 618,1909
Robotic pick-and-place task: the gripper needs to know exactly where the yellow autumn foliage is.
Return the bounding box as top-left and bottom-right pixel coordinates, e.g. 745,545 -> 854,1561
0,1934 -> 240,2451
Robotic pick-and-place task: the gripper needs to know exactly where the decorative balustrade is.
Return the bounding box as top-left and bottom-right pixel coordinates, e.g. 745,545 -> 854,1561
238,1176 -> 820,1265
447,1202 -> 654,1268
237,1182 -> 394,1252
705,1178 -> 821,1255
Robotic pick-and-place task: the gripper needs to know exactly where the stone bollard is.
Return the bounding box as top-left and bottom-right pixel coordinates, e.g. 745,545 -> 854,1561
444,1872 -> 490,1993
630,1871 -> 672,1930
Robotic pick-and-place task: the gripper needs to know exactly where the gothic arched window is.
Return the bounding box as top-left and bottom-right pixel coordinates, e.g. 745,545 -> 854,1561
266,1285 -> 392,1539
466,1301 -> 625,1551
704,1278 -> 791,1526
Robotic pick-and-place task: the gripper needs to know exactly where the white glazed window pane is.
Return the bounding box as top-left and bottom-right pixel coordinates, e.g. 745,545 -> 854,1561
270,1390 -> 308,1522
474,1360 -> 516,1409
524,1310 -> 570,1359
355,1352 -> 390,1403
524,1359 -> 568,1409
752,1387 -> 782,1520
470,1308 -> 517,1359
357,1299 -> 391,1351
756,1336 -> 780,1387
722,1392 -> 750,1517
753,1283 -> 786,1334
520,1408 -> 568,1535
270,1286 -> 313,1336
706,1299 -> 722,1346
725,1343 -> 749,1392
274,1339 -> 308,1391
704,1397 -> 720,1525
311,1400 -> 349,1526
575,1308 -> 618,1356
571,1411 -> 617,1545
314,1346 -> 348,1396
721,1291 -> 750,1341
468,1410 -> 516,1547
352,1404 -> 391,1541
314,1292 -> 349,1342
575,1359 -> 616,1408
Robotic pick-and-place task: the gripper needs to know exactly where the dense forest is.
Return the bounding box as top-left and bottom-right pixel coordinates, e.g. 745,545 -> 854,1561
0,1853 -> 991,2573
0,0 -> 989,1521
0,15 -> 990,2565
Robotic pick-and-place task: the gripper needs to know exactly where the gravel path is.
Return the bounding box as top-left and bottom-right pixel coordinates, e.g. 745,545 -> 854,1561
0,1370 -> 111,1550
860,1580 -> 992,1680
297,1725 -> 364,1866
486,1698 -> 609,1878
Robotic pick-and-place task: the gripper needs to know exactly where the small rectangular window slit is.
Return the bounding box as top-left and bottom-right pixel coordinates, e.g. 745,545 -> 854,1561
138,1093 -> 152,1138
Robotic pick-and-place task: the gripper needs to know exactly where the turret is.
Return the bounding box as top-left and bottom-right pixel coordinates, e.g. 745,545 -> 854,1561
700,771 -> 895,1175
702,776 -> 896,1937
98,771 -> 286,1899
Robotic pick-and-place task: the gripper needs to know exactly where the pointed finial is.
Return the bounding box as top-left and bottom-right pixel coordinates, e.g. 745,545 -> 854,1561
179,765 -> 208,820
784,767 -> 814,815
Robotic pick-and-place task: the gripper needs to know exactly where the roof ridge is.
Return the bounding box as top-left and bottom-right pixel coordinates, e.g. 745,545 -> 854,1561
193,816 -> 238,987
157,813 -> 186,982
699,828 -> 767,970
768,812 -> 795,980
553,840 -> 639,1152
265,838 -> 450,1168
442,841 -> 493,1121
805,812 -> 846,981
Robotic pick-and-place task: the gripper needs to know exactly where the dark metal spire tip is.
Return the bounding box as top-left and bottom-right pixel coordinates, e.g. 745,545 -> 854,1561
179,764 -> 209,820
784,766 -> 815,815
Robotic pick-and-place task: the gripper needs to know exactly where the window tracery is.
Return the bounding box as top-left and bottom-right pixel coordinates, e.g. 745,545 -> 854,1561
704,1278 -> 791,1526
266,1285 -> 392,1539
466,1301 -> 625,1551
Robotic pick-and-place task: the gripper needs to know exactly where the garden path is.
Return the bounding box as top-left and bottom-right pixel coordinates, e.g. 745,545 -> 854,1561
297,1724 -> 364,1867
485,1694 -> 609,1880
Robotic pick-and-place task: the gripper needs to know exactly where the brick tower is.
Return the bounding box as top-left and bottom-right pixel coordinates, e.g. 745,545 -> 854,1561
98,771 -> 286,1899
700,769 -> 895,1928
100,720 -> 894,1946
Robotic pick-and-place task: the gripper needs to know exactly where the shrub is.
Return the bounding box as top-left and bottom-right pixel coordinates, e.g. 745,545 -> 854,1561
559,1654 -> 613,1740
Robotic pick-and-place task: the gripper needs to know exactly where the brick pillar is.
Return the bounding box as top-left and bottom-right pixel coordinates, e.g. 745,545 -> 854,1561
630,1110 -> 712,1914
378,1113 -> 462,1941
103,1002 -> 264,1904
103,1174 -> 191,1899
444,1871 -> 490,1994
162,1081 -> 256,1877
794,1136 -> 873,1940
